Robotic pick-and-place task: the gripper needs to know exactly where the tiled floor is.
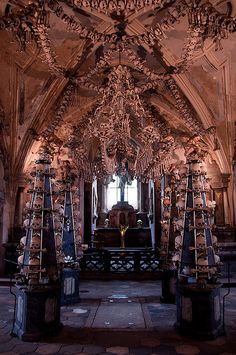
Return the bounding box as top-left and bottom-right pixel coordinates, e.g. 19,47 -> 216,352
0,280 -> 236,354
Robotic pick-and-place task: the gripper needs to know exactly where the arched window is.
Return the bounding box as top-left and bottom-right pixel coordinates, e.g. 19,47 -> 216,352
106,175 -> 138,210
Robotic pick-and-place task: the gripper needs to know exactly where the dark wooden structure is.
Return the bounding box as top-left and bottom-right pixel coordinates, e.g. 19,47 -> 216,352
93,227 -> 152,248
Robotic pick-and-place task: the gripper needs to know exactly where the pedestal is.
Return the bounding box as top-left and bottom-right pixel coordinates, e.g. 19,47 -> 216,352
61,268 -> 80,305
160,269 -> 176,304
12,285 -> 62,341
176,283 -> 224,339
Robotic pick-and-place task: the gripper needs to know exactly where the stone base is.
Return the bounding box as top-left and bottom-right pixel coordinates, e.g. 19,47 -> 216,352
61,268 -> 80,305
12,285 -> 62,341
160,269 -> 176,304
175,283 -> 224,339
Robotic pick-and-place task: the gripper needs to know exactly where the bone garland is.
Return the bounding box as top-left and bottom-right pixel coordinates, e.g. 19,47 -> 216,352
175,25 -> 204,73
33,24 -> 65,76
40,83 -> 76,139
73,0 -> 174,14
47,0 -> 118,43
187,0 -> 236,51
165,76 -> 205,135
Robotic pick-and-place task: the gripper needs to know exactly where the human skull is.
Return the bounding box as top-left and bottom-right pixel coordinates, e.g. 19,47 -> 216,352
176,183 -> 186,193
195,215 -> 205,229
192,162 -> 202,175
176,197 -> 185,210
25,201 -> 31,209
175,235 -> 182,250
35,164 -> 45,175
162,223 -> 169,234
30,235 -> 41,251
173,218 -> 184,231
163,197 -> 171,207
34,179 -> 44,192
163,209 -> 171,220
196,235 -> 206,250
33,196 -> 43,211
192,180 -> 202,192
126,0 -> 135,11
172,168 -> 180,181
172,253 -> 180,264
23,218 -> 30,228
18,254 -> 24,265
31,215 -> 42,230
165,186 -> 172,195
20,236 -> 27,248
194,197 -> 203,210
178,165 -> 188,177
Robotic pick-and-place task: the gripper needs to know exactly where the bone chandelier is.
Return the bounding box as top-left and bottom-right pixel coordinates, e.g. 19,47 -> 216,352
66,64 -> 175,182
1,0 -> 236,76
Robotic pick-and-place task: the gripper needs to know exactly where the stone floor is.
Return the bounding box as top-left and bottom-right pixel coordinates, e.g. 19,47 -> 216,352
0,280 -> 236,355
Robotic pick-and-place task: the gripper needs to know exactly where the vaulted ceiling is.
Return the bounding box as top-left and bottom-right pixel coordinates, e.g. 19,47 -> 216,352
0,0 -> 235,183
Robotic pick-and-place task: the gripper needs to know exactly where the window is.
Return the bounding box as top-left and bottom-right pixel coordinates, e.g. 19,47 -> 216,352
106,175 -> 138,210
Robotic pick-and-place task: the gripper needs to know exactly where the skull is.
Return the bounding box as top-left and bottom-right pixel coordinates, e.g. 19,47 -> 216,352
172,253 -> 180,265
23,218 -> 30,227
192,180 -> 202,192
108,1 -> 116,11
30,235 -> 41,251
126,0 -> 135,11
196,235 -> 206,250
163,209 -> 171,220
175,235 -> 182,250
33,196 -> 43,211
163,197 -> 171,207
54,202 -> 64,215
194,197 -> 203,210
164,186 -> 171,195
35,163 -> 45,175
20,236 -> 27,248
195,215 -> 205,229
34,179 -> 44,192
192,162 -> 201,175
172,168 -> 180,181
161,223 -> 169,234
176,197 -> 185,210
25,201 -> 31,209
173,218 -> 184,231
178,165 -> 188,177
18,254 -> 24,265
31,215 -> 42,230
176,183 -> 186,193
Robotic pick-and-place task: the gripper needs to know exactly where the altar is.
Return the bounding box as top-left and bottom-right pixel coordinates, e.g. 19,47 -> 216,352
93,227 -> 152,248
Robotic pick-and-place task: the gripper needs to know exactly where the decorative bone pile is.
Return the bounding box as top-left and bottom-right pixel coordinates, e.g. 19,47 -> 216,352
53,158 -> 83,266
18,144 -> 58,288
171,139 -> 220,283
